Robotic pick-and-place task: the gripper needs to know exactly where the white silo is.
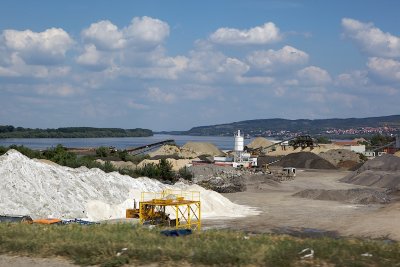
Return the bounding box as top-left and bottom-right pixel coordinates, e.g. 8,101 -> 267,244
234,130 -> 244,152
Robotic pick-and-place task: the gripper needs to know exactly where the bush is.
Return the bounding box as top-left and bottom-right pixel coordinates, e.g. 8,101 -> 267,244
133,159 -> 175,182
102,161 -> 116,173
177,166 -> 193,180
316,136 -> 331,144
9,145 -> 43,159
96,146 -> 110,158
0,146 -> 8,156
43,145 -> 78,167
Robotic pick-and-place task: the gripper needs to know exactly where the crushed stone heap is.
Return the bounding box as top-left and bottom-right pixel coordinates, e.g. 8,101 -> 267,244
340,154 -> 400,189
0,150 -> 258,220
319,149 -> 362,170
272,152 -> 337,169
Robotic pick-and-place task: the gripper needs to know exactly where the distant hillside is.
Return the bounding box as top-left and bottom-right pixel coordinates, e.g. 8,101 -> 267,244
0,126 -> 153,138
166,115 -> 400,137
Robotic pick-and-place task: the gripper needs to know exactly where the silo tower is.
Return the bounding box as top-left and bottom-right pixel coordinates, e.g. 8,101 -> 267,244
234,130 -> 244,163
234,130 -> 244,152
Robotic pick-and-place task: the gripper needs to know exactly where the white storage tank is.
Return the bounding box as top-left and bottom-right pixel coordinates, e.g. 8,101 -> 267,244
234,130 -> 244,152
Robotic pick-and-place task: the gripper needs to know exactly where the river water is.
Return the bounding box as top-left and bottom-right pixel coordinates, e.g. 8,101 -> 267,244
0,134 -> 259,150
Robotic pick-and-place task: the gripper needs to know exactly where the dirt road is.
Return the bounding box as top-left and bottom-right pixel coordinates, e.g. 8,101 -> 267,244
203,169 -> 400,240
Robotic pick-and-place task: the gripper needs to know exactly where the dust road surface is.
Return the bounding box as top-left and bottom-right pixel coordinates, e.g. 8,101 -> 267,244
203,169 -> 400,240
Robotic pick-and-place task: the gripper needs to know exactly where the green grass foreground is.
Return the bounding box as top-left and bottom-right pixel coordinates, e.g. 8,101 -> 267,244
0,224 -> 399,267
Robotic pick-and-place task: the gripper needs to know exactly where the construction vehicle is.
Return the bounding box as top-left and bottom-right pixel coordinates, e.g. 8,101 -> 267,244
264,165 -> 296,181
126,190 -> 201,230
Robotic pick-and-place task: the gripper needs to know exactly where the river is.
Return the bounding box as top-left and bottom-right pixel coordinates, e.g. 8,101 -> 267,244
0,134 -> 259,150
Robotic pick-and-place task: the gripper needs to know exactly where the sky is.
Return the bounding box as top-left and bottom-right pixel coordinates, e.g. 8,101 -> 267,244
0,0 -> 399,131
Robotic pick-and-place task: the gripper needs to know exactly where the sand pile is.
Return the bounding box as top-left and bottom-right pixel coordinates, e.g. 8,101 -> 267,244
148,145 -> 183,158
247,137 -> 274,149
340,154 -> 400,189
272,152 -> 337,169
0,150 -> 258,220
293,188 -> 390,204
319,149 -> 361,170
181,142 -> 225,157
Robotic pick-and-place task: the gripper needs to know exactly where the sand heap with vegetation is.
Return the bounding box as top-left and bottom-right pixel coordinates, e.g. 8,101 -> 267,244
137,158 -> 194,171
0,150 -> 258,221
150,142 -> 225,159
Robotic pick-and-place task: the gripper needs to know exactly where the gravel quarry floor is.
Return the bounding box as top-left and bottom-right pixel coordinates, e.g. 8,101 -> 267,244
203,169 -> 400,240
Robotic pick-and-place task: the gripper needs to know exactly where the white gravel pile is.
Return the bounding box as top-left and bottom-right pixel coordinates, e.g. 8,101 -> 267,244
0,150 -> 258,221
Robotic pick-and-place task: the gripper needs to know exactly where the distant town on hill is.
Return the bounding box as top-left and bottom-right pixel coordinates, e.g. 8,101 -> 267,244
0,127 -> 153,138
161,115 -> 400,139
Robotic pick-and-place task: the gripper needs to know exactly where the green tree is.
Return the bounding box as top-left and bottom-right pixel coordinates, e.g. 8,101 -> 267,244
370,134 -> 395,147
158,158 -> 174,182
316,136 -> 331,144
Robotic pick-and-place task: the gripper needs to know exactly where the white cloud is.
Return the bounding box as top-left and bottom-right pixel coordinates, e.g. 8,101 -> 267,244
147,87 -> 176,103
336,70 -> 369,88
210,22 -> 282,45
81,20 -> 126,50
297,66 -> 332,86
76,44 -> 111,71
36,84 -> 81,97
217,57 -> 249,75
2,28 -> 73,65
342,18 -> 400,58
0,52 -> 71,79
127,99 -> 149,110
124,16 -> 170,45
247,45 -> 309,71
236,76 -> 274,85
367,57 -> 400,82
0,66 -> 19,77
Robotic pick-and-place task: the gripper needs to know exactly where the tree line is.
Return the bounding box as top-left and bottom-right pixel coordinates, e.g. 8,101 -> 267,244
0,126 -> 153,138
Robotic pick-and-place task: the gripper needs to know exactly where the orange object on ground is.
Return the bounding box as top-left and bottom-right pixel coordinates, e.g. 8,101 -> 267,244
33,218 -> 62,224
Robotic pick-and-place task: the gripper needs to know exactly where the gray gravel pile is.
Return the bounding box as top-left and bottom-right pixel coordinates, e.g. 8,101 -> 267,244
293,188 -> 391,204
340,154 -> 400,189
272,152 -> 337,169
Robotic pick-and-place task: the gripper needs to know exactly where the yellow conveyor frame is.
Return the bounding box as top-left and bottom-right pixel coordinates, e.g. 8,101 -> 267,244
138,190 -> 201,230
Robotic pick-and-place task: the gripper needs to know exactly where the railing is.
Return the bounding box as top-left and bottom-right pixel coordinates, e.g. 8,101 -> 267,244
140,190 -> 200,202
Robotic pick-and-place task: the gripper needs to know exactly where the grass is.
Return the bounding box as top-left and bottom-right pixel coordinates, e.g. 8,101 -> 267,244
0,223 -> 399,267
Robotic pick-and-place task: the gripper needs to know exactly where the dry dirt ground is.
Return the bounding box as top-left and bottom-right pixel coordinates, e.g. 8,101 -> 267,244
203,169 -> 400,240
0,255 -> 81,267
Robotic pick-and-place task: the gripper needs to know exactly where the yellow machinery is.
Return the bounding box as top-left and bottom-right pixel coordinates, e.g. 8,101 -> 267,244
126,190 -> 201,230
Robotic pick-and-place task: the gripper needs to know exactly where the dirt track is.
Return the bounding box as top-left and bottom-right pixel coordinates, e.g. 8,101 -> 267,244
203,169 -> 400,240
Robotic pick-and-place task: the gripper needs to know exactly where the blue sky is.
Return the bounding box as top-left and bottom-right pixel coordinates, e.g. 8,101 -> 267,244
1,0 -> 399,131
